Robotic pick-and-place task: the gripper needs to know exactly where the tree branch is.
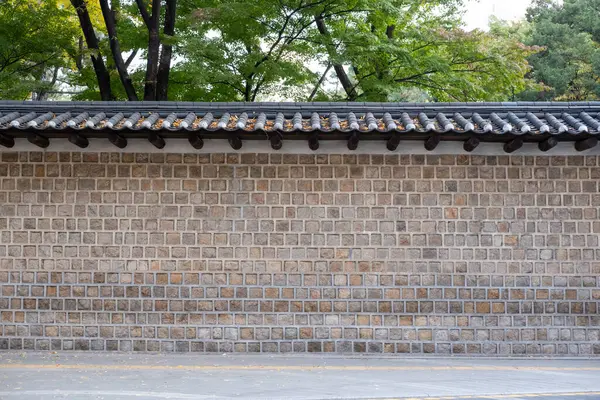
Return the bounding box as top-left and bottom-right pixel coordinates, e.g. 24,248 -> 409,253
135,0 -> 151,27
125,49 -> 138,68
315,14 -> 357,100
70,0 -> 113,100
100,0 -> 138,100
75,36 -> 84,70
308,63 -> 332,101
251,76 -> 266,101
211,80 -> 246,96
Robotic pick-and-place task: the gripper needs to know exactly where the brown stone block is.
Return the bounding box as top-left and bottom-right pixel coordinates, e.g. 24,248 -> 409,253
476,302 -> 491,314
445,208 -> 458,219
154,300 -> 168,311
358,328 -> 372,339
354,315 -> 368,326
307,342 -> 322,352
492,302 -> 505,313
274,301 -> 289,312
170,273 -> 182,285
1,312 -> 12,322
290,301 -> 302,312
23,299 -> 36,310
156,274 -> 168,285
125,286 -> 138,298
418,330 -> 432,340
184,273 -> 199,285
349,274 -> 362,286
240,328 -> 254,340
228,273 -> 243,285
304,301 -> 317,312
259,301 -> 273,312
296,328 -> 312,339
46,326 -> 58,337
464,302 -> 475,313
406,301 -> 418,313
14,311 -> 24,323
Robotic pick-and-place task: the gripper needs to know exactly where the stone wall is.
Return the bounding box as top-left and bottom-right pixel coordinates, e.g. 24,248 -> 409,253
1,151 -> 599,355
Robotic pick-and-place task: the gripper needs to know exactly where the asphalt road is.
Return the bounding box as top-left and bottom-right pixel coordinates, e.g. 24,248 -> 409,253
0,352 -> 599,400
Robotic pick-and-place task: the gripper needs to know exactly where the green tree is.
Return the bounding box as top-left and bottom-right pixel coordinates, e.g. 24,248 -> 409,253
521,0 -> 600,100
177,0 -> 536,102
323,5 -> 538,102
0,0 -> 537,102
68,0 -> 178,101
0,0 -> 79,100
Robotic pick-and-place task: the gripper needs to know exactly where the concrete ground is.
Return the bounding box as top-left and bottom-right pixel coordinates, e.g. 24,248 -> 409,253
0,352 -> 599,400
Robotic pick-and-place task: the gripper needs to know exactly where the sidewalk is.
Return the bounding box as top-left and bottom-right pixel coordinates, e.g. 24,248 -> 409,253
0,352 -> 599,399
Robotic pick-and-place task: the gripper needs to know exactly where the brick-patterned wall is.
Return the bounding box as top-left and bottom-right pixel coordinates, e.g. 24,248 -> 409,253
1,151 -> 599,355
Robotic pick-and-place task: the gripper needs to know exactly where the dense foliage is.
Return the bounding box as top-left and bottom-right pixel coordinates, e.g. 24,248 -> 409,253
521,0 -> 600,101
1,0 -> 597,102
0,0 -> 79,99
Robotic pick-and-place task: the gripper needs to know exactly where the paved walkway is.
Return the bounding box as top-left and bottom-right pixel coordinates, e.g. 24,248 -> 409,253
0,352 -> 599,399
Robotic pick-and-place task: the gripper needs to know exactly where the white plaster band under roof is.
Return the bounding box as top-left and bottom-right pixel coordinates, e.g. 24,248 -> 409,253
3,138 -> 600,156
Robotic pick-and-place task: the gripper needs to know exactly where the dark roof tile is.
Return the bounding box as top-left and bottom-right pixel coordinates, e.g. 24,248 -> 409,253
1,101 -> 600,152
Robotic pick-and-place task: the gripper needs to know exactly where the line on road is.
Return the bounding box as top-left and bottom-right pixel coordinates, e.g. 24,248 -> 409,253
0,364 -> 599,372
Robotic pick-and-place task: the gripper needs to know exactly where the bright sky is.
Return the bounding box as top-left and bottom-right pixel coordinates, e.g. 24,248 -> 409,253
464,0 -> 532,30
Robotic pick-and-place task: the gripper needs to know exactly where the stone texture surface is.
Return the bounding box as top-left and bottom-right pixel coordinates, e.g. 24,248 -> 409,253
0,151 -> 599,355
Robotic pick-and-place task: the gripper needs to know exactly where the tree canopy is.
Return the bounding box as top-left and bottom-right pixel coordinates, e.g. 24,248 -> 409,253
518,0 -> 600,101
2,0 -> 595,102
177,0 -> 537,102
0,0 -> 79,100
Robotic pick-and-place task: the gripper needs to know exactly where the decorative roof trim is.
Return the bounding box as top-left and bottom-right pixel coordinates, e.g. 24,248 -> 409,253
1,101 -> 600,154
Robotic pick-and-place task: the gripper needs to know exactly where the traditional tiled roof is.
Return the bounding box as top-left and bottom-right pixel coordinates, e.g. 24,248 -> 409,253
0,100 -> 599,152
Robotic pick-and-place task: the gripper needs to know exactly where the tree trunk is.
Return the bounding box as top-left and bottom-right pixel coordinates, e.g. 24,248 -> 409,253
315,15 -> 357,101
137,0 -> 162,100
244,80 -> 252,102
75,36 -> 84,70
145,30 -> 160,100
386,25 -> 395,39
308,63 -> 332,101
70,0 -> 113,101
99,0 -> 138,101
157,0 -> 177,101
35,66 -> 60,101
